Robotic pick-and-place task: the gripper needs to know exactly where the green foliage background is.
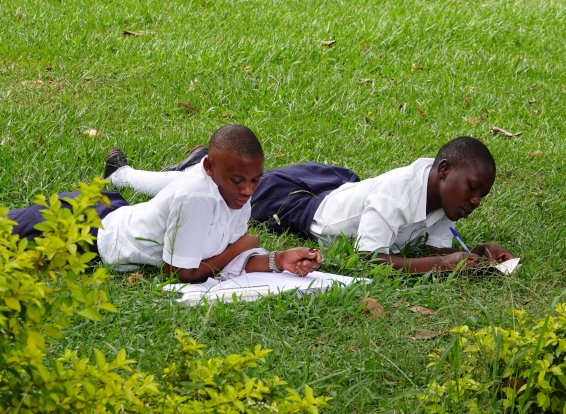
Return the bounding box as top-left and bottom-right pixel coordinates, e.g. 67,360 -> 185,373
1,0 -> 566,411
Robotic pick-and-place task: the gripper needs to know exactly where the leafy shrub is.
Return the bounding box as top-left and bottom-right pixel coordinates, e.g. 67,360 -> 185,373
420,303 -> 566,413
0,179 -> 330,413
159,331 -> 329,413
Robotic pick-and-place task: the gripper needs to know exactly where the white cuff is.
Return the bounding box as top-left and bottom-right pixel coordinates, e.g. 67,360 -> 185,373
217,248 -> 268,280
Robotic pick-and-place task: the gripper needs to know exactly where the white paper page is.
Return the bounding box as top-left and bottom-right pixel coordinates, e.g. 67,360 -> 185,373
164,271 -> 368,306
494,258 -> 521,275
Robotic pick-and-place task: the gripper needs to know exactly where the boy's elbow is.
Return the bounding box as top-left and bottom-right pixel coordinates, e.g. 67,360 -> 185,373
164,263 -> 208,284
179,269 -> 208,284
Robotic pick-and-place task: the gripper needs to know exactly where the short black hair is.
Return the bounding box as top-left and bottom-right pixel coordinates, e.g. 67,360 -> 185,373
209,125 -> 264,159
433,136 -> 496,172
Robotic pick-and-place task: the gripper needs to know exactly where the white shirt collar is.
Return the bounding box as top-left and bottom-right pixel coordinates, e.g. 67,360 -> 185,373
414,160 -> 445,227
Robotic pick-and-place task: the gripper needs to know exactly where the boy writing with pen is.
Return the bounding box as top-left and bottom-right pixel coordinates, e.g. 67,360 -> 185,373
105,136 -> 513,273
251,135 -> 514,273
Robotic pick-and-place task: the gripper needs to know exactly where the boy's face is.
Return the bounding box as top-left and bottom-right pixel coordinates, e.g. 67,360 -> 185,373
437,160 -> 495,221
203,152 -> 264,209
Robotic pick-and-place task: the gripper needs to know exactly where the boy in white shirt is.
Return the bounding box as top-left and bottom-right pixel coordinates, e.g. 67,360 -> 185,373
104,136 -> 513,273
8,125 -> 322,282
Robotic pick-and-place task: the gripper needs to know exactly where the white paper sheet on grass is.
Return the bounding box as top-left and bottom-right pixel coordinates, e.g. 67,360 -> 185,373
163,271 -> 367,306
494,258 -> 521,275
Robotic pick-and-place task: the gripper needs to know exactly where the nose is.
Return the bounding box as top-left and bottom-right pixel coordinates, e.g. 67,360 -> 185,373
470,195 -> 480,209
240,181 -> 253,197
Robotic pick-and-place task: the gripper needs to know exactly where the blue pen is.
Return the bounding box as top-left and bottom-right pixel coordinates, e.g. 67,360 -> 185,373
450,227 -> 471,253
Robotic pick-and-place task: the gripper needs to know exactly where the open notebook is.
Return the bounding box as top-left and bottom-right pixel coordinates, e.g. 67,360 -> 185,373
163,270 -> 368,306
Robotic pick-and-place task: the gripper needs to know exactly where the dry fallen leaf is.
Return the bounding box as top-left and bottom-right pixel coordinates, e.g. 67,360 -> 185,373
490,126 -> 522,137
188,79 -> 199,91
81,128 -> 102,137
414,331 -> 442,340
502,379 -> 526,390
517,55 -> 528,63
359,298 -> 385,321
398,103 -> 405,110
177,102 -> 199,112
392,300 -> 409,308
239,65 -> 251,73
468,118 -> 477,125
530,150 -> 546,158
125,273 -> 145,286
21,80 -> 44,86
364,117 -> 374,124
418,108 -> 426,118
361,42 -> 369,51
122,30 -> 156,37
478,136 -> 489,144
222,112 -> 228,117
527,85 -> 537,91
528,99 -> 537,104
357,78 -> 373,84
464,97 -> 471,108
410,326 -> 450,340
318,40 -> 336,47
410,306 -> 436,317
46,66 -> 53,71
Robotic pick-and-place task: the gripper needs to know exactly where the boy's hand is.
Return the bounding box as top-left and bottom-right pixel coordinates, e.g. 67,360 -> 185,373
441,252 -> 481,270
276,248 -> 323,276
472,244 -> 514,261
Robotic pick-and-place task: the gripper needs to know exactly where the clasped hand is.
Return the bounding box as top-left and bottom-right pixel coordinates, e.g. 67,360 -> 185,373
276,247 -> 323,276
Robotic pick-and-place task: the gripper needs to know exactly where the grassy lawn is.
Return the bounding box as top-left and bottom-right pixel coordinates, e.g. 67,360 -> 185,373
1,0 -> 566,411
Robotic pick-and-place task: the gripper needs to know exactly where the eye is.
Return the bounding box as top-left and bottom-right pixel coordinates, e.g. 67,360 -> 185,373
469,182 -> 476,191
230,178 -> 242,184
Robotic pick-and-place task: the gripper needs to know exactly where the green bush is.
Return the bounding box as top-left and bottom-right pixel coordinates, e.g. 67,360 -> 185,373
0,179 -> 330,413
420,303 -> 566,413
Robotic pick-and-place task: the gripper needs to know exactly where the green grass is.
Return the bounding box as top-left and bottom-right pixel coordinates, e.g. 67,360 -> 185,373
2,0 -> 566,411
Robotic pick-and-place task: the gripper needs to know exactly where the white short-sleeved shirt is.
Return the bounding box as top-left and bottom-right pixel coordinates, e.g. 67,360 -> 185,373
97,160 -> 250,271
310,158 -> 455,254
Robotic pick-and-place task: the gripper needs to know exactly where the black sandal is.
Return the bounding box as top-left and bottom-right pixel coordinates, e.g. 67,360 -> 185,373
103,148 -> 129,179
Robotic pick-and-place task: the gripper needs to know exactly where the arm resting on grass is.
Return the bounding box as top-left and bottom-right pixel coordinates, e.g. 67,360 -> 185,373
164,234 -> 259,283
361,249 -> 479,274
365,243 -> 513,273
426,244 -> 514,261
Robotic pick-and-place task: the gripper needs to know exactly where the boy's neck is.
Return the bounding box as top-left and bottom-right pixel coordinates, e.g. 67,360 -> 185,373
426,167 -> 442,215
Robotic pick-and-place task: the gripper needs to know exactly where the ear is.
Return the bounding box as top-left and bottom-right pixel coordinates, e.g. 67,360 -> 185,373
203,156 -> 213,177
437,159 -> 451,179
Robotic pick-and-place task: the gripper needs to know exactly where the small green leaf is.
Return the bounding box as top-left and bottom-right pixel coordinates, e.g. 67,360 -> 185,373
79,252 -> 97,263
537,391 -> 547,408
99,303 -> 118,313
71,288 -> 87,303
43,325 -> 63,339
94,348 -> 106,367
4,297 -> 21,312
27,331 -> 45,350
78,307 -> 102,322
